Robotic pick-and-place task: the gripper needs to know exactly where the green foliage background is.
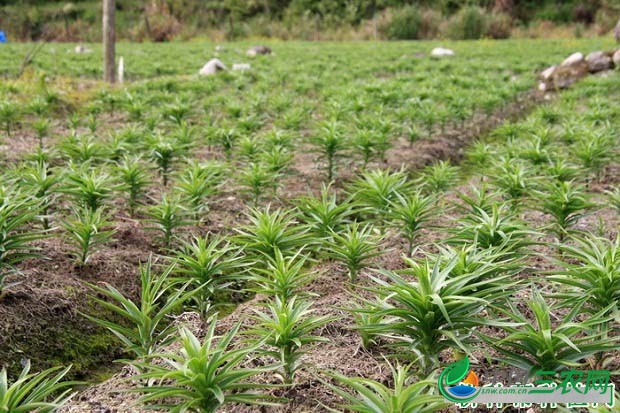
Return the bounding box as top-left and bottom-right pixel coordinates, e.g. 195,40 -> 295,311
0,0 -> 617,41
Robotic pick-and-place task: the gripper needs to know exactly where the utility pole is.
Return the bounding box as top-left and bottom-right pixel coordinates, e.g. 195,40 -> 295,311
103,0 -> 115,83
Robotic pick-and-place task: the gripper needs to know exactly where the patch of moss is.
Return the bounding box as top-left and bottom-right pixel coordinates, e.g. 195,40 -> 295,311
0,322 -> 124,381
0,291 -> 129,381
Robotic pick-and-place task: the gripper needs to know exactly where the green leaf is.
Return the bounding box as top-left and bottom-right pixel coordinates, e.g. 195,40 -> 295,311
445,356 -> 470,386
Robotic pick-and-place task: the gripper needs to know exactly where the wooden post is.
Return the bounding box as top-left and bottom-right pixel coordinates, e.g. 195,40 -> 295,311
103,0 -> 115,83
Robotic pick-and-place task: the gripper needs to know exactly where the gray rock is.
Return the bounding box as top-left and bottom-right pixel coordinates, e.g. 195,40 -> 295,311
246,45 -> 271,56
585,51 -> 612,73
199,58 -> 227,76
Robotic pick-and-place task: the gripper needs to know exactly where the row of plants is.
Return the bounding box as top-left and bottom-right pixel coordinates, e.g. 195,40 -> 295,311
0,48 -> 618,412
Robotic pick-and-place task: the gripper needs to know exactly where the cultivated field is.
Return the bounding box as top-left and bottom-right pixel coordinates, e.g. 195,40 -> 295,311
0,39 -> 618,412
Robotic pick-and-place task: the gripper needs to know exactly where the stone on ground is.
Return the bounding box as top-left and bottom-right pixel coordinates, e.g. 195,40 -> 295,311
585,51 -> 612,73
430,47 -> 455,57
74,44 -> 91,54
540,65 -> 556,80
560,52 -> 584,67
232,63 -> 251,71
246,45 -> 272,56
199,58 -> 227,76
613,50 -> 620,67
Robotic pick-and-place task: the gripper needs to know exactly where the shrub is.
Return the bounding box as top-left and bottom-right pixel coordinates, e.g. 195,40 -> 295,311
324,362 -> 446,412
245,248 -> 314,302
62,168 -> 117,212
486,12 -> 512,39
145,194 -> 190,250
131,2 -> 181,42
328,222 -> 384,282
175,161 -> 222,219
238,163 -> 278,207
484,289 -> 619,376
0,100 -> 21,138
84,258 -> 195,358
388,191 -> 436,255
607,187 -> 620,215
534,180 -> 595,241
132,322 -> 280,411
19,161 -> 59,229
116,157 -> 151,217
247,297 -> 333,384
234,207 -> 311,261
353,256 -> 514,372
310,121 -> 347,182
62,207 -> 116,266
417,160 -> 460,194
173,235 -> 245,316
347,168 -> 412,224
418,8 -> 443,39
448,204 -> 535,256
295,183 -> 355,243
0,361 -> 78,412
447,6 -> 487,40
385,6 -> 422,40
595,8 -> 618,34
0,190 -> 45,295
550,234 -> 620,318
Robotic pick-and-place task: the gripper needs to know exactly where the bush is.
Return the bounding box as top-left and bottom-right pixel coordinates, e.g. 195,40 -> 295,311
385,6 -> 422,40
595,8 -> 618,35
486,12 -> 512,39
419,8 -> 443,39
533,3 -> 574,23
131,2 -> 181,42
447,6 -> 487,40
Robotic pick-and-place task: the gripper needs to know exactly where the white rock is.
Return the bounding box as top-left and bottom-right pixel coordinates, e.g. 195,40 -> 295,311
538,82 -> 547,91
560,52 -> 584,67
232,63 -> 251,71
199,58 -> 227,76
540,65 -> 556,80
614,49 -> 620,67
430,47 -> 455,57
215,45 -> 224,52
